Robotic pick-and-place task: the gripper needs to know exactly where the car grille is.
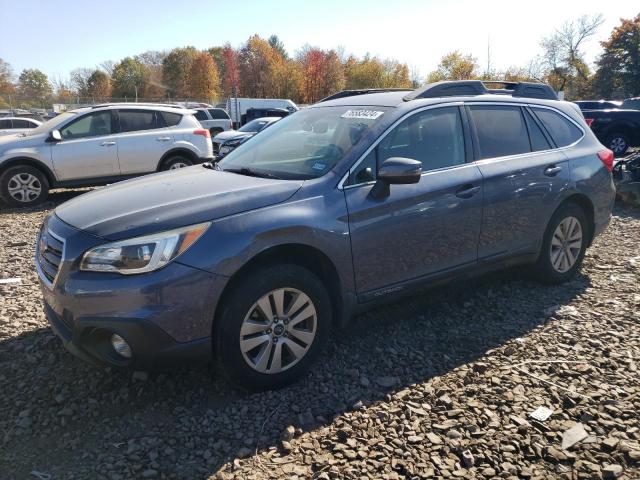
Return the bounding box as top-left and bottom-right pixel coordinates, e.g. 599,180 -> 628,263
36,226 -> 65,287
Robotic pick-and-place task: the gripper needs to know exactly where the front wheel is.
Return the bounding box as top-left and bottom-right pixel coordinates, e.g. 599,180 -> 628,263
215,264 -> 331,391
0,165 -> 50,207
533,202 -> 588,284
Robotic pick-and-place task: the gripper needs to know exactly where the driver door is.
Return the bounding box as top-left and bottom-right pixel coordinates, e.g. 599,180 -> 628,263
343,106 -> 483,296
51,110 -> 120,180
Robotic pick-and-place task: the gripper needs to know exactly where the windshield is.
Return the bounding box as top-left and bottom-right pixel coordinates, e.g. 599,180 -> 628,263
27,111 -> 78,136
238,119 -> 270,132
219,106 -> 389,179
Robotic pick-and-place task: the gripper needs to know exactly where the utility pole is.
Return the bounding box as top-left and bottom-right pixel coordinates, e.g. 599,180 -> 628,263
487,35 -> 492,78
134,85 -> 138,103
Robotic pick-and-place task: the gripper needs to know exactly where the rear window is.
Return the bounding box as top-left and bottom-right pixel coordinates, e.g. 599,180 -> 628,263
208,108 -> 229,120
194,110 -> 208,121
118,110 -> 156,132
523,109 -> 552,151
159,111 -> 182,127
469,105 -> 530,159
532,108 -> 583,147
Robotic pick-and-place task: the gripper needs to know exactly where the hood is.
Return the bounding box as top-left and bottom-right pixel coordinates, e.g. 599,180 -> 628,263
0,132 -> 45,150
212,130 -> 254,143
55,166 -> 303,240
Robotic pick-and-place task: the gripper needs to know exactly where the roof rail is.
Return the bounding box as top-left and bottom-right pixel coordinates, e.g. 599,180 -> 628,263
90,102 -> 185,109
404,80 -> 558,101
319,88 -> 413,103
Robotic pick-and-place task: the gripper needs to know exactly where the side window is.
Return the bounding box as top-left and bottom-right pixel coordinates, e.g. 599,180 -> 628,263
60,111 -> 112,139
0,119 -> 12,129
532,107 -> 583,147
469,105 -> 530,159
118,110 -> 157,133
208,109 -> 229,120
13,119 -> 33,128
523,109 -> 552,151
378,106 -> 465,171
160,111 -> 182,127
194,110 -> 209,121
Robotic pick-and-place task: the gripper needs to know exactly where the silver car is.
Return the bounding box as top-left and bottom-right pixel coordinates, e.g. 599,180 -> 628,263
0,117 -> 42,137
0,104 -> 214,206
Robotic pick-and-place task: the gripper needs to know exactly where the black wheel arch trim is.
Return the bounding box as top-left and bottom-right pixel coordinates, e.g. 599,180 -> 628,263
0,157 -> 57,186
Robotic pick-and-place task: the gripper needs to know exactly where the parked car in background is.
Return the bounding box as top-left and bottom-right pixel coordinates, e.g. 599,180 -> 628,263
0,117 -> 42,136
582,108 -> 640,156
0,109 -> 45,122
621,98 -> 640,110
212,117 -> 281,158
192,108 -> 233,136
226,97 -> 298,127
574,100 -> 622,111
0,104 -> 213,206
36,81 -> 615,390
243,107 -> 291,126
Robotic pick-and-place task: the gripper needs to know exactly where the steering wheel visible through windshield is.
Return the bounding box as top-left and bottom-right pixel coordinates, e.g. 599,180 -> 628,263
218,106 -> 389,180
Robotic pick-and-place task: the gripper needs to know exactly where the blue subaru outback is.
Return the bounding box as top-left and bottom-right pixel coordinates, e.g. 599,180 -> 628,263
37,81 -> 615,390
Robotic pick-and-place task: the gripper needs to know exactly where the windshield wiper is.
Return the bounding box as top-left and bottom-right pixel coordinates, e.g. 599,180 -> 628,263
223,167 -> 282,180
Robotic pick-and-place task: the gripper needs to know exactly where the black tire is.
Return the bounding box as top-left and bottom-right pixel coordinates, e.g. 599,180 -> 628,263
533,202 -> 589,285
210,128 -> 222,136
605,132 -> 629,157
215,264 -> 332,391
0,165 -> 50,207
161,155 -> 193,171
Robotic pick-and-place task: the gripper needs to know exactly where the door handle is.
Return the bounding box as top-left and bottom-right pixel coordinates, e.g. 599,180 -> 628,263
101,141 -> 116,146
156,137 -> 171,142
544,165 -> 562,176
455,185 -> 481,198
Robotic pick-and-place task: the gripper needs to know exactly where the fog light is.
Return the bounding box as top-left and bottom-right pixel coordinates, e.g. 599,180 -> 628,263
110,334 -> 132,358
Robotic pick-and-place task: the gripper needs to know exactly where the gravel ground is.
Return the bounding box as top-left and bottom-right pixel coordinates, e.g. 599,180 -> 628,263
0,190 -> 639,480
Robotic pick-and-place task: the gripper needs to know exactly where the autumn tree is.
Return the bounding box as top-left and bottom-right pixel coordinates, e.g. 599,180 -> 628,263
70,68 -> 93,97
298,47 -> 344,103
162,47 -> 198,98
189,52 -> 221,101
0,58 -> 16,107
239,35 -> 277,98
593,13 -> 640,98
381,60 -> 412,88
427,51 -> 479,82
135,50 -> 166,98
18,69 -> 52,104
51,75 -> 75,103
220,44 -> 241,97
344,55 -> 385,88
87,70 -> 112,101
111,57 -> 146,98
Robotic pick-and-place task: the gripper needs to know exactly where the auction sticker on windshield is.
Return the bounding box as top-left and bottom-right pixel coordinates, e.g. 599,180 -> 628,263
341,110 -> 385,120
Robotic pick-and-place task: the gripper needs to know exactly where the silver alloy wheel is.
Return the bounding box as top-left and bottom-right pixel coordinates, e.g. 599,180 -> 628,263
7,173 -> 42,203
169,161 -> 189,170
239,287 -> 317,374
609,136 -> 627,154
550,216 -> 583,273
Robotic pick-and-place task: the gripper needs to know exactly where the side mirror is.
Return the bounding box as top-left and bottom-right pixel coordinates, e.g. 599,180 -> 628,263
48,130 -> 62,142
371,157 -> 422,199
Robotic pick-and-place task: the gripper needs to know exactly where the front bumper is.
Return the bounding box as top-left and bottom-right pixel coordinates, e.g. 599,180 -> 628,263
37,214 -> 227,368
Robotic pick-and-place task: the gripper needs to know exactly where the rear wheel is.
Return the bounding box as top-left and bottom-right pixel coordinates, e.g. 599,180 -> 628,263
215,264 -> 331,391
0,165 -> 50,207
533,202 -> 588,284
606,132 -> 629,157
161,155 -> 193,171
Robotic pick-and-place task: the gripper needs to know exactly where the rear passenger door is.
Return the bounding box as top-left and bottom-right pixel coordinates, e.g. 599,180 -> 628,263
115,109 -> 177,174
467,104 -> 571,260
344,106 -> 483,296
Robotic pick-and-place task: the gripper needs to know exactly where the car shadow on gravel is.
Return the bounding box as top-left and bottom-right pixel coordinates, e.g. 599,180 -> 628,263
0,188 -> 93,214
0,265 -> 592,478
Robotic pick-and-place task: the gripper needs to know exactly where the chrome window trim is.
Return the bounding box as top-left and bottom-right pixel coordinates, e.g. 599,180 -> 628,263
338,102 -> 464,190
36,227 -> 65,290
338,101 -> 586,190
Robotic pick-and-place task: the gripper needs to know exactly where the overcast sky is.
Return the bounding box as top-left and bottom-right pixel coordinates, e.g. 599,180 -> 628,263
1,0 -> 638,81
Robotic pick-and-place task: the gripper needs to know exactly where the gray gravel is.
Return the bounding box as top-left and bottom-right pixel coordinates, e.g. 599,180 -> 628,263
1,190 -> 639,480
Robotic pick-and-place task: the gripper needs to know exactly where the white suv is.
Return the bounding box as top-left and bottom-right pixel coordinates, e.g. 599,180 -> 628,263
192,108 -> 233,135
0,104 -> 213,206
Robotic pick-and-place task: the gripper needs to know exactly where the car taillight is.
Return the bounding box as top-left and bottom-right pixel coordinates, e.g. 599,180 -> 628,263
194,129 -> 210,138
597,149 -> 614,172
585,118 -> 594,127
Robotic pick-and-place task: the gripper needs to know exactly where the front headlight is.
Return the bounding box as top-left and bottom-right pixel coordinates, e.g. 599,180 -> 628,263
224,138 -> 243,147
80,222 -> 210,274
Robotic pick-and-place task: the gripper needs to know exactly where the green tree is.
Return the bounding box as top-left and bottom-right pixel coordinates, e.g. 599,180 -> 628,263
111,57 -> 146,98
18,68 -> 52,104
87,70 -> 112,101
593,13 -> 640,98
162,47 -> 198,98
135,50 -> 166,98
268,35 -> 288,59
70,68 -> 93,97
344,54 -> 385,88
427,51 -> 479,82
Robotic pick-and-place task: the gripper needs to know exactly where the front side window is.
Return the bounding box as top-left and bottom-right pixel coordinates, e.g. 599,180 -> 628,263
469,105 -> 530,159
118,110 -> 156,133
532,107 -> 583,147
60,111 -> 112,139
218,106 -> 389,180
